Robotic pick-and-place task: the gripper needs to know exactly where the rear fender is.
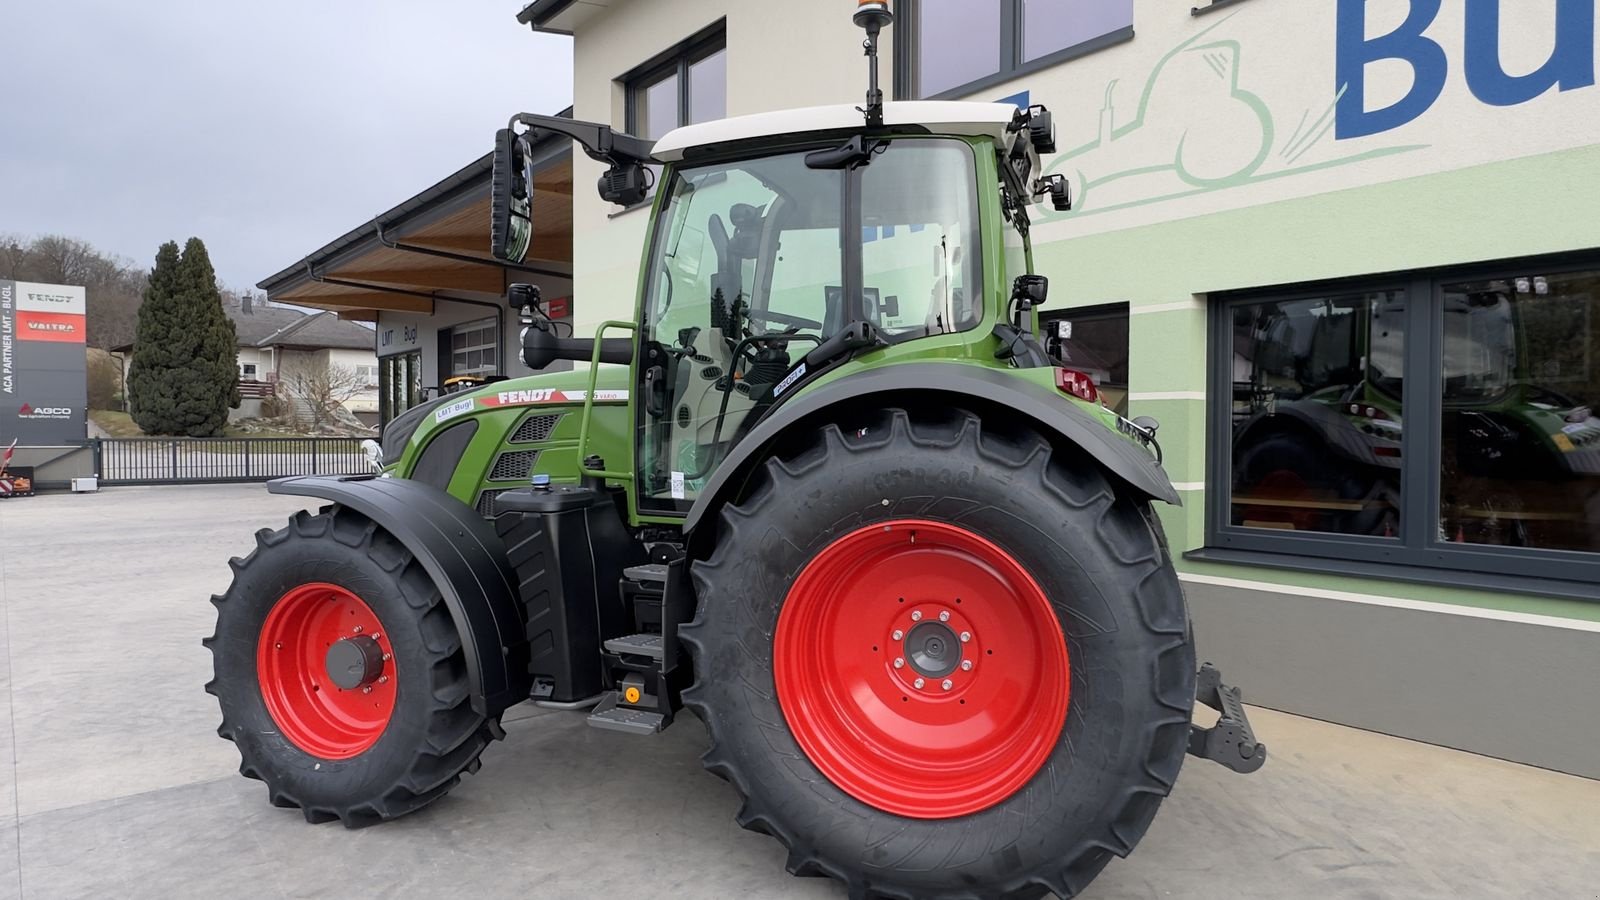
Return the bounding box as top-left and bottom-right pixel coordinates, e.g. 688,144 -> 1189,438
683,362 -> 1180,539
268,475 -> 530,717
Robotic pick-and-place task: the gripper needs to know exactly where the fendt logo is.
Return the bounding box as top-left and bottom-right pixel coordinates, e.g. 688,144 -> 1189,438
17,403 -> 72,419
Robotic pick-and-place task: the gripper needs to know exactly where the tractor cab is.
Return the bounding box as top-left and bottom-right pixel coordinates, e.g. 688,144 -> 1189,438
491,94 -> 1068,515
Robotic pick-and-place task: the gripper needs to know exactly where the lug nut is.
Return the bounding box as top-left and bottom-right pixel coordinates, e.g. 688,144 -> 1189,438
942,679 -> 953,691
381,653 -> 392,661
938,611 -> 950,622
961,659 -> 973,671
913,678 -> 925,689
362,686 -> 373,694
892,629 -> 903,640
893,657 -> 904,669
910,610 -> 923,622
352,625 -> 363,634
378,675 -> 389,684
960,631 -> 971,643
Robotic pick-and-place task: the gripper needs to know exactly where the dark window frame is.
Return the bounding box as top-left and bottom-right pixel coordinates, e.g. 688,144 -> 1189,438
894,0 -> 1134,101
1203,252 -> 1600,597
622,21 -> 727,140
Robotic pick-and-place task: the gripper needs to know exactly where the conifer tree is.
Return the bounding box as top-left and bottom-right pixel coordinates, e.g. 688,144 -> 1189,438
127,238 -> 239,435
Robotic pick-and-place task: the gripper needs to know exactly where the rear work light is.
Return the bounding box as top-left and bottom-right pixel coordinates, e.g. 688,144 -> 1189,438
1054,368 -> 1099,404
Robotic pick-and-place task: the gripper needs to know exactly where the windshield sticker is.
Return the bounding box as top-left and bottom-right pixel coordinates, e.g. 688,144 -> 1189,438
670,471 -> 686,500
478,389 -> 630,408
435,399 -> 475,423
772,363 -> 807,399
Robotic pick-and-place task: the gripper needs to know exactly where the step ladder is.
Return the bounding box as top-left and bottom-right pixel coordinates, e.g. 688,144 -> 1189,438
586,561 -> 689,735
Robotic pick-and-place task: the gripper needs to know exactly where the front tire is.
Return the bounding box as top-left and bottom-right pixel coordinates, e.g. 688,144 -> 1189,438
204,507 -> 503,827
683,408 -> 1195,899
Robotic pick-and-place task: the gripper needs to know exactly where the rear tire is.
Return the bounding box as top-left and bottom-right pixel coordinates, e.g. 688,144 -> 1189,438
204,506 -> 503,827
683,408 -> 1195,899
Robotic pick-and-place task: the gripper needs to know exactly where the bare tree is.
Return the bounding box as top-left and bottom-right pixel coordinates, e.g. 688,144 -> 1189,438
281,359 -> 367,432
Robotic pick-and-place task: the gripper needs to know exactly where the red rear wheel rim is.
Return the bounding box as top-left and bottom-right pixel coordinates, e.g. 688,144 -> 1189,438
256,582 -> 396,759
773,519 -> 1070,819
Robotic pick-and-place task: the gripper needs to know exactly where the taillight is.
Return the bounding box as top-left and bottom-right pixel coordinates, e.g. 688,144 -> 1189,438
1054,368 -> 1098,404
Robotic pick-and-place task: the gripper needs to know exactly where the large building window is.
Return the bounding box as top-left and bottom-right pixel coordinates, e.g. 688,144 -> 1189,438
900,0 -> 1134,99
378,351 -> 421,424
1043,303 -> 1130,416
625,26 -> 726,141
447,317 -> 499,378
1210,258 -> 1600,593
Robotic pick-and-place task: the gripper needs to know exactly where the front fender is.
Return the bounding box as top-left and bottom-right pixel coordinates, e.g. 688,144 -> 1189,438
268,475 -> 530,717
683,362 -> 1180,536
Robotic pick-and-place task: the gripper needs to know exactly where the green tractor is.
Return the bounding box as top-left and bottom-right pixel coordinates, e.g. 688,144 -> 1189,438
206,6 -> 1262,897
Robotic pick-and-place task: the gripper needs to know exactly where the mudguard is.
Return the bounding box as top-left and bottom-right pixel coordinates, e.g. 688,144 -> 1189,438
683,362 -> 1181,535
268,475 -> 531,717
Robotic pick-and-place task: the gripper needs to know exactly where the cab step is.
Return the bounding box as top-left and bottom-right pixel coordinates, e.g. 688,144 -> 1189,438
586,690 -> 667,735
604,633 -> 664,660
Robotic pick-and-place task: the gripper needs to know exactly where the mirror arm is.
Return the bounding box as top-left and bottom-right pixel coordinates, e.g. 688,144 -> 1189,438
507,113 -> 655,168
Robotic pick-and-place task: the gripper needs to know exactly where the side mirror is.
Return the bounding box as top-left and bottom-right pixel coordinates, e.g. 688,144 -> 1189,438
491,129 -> 536,262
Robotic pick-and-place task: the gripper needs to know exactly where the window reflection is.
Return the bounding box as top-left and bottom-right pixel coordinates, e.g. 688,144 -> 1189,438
1230,292 -> 1404,536
1440,274 -> 1600,552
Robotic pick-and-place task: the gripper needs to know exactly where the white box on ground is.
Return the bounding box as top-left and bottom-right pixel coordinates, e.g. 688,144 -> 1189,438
70,476 -> 98,492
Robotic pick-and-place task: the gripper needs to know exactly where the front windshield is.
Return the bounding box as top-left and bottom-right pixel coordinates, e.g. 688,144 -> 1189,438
637,138 -> 982,511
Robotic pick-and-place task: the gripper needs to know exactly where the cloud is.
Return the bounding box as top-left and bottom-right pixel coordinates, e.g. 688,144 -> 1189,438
0,1 -> 572,289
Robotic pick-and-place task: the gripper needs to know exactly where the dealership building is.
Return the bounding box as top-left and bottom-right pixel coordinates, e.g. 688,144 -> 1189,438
259,0 -> 1600,779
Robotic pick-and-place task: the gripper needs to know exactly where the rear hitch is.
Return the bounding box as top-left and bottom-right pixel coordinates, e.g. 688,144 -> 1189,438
1188,663 -> 1267,774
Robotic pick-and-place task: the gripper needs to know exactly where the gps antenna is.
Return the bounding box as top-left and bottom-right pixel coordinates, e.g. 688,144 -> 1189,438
854,0 -> 893,129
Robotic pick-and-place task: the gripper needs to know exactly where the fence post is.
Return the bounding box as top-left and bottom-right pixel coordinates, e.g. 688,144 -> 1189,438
244,439 -> 252,480
311,439 -> 319,476
170,440 -> 179,480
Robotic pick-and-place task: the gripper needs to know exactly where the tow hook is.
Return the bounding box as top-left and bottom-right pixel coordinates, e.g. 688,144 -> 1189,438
1188,663 -> 1267,774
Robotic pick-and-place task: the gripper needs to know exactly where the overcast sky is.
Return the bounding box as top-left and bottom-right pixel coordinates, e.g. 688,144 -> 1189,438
1,1 -> 572,291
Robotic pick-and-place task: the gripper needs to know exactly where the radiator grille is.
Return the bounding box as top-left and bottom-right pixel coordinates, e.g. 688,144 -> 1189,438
476,488 -> 516,517
510,413 -> 563,443
489,450 -> 541,482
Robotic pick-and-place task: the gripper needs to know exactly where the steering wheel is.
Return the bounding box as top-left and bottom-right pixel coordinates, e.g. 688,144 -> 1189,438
746,308 -> 823,330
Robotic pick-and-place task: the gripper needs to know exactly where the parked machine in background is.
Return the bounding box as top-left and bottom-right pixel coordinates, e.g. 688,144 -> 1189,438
205,6 -> 1264,897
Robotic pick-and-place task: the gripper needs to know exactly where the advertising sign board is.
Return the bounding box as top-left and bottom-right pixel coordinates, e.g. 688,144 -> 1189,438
0,281 -> 88,444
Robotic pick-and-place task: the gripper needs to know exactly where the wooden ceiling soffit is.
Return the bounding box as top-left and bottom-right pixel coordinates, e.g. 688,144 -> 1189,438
278,290 -> 434,315
325,265 -> 502,294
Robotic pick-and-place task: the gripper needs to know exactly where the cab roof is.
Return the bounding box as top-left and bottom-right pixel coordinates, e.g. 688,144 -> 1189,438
651,101 -> 1020,162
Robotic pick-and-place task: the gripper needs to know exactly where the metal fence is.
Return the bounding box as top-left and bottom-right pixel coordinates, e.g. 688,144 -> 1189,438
93,437 -> 372,486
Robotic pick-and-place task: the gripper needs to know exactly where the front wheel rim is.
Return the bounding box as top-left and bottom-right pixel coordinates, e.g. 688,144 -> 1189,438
773,520 -> 1070,819
256,582 -> 396,759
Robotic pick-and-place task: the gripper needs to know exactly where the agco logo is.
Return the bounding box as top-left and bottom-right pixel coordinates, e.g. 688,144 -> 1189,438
17,403 -> 72,419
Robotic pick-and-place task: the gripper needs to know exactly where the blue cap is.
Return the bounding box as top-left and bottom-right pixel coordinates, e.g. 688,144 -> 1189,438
531,473 -> 551,487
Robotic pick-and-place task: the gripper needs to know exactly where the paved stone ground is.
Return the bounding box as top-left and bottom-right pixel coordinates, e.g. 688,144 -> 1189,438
0,484 -> 1595,899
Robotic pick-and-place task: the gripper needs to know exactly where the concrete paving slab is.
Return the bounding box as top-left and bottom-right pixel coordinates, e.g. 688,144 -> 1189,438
1,483 -> 1597,900
0,486 -> 314,816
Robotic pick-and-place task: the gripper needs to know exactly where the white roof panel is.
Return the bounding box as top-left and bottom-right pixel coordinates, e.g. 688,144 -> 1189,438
651,101 -> 1019,162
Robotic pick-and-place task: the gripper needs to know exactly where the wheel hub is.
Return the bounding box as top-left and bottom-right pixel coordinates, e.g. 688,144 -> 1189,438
773,520 -> 1070,820
325,635 -> 385,690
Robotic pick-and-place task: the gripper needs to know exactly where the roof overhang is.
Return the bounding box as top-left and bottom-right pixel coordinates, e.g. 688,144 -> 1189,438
516,0 -> 612,36
258,121 -> 574,319
651,101 -> 1022,162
